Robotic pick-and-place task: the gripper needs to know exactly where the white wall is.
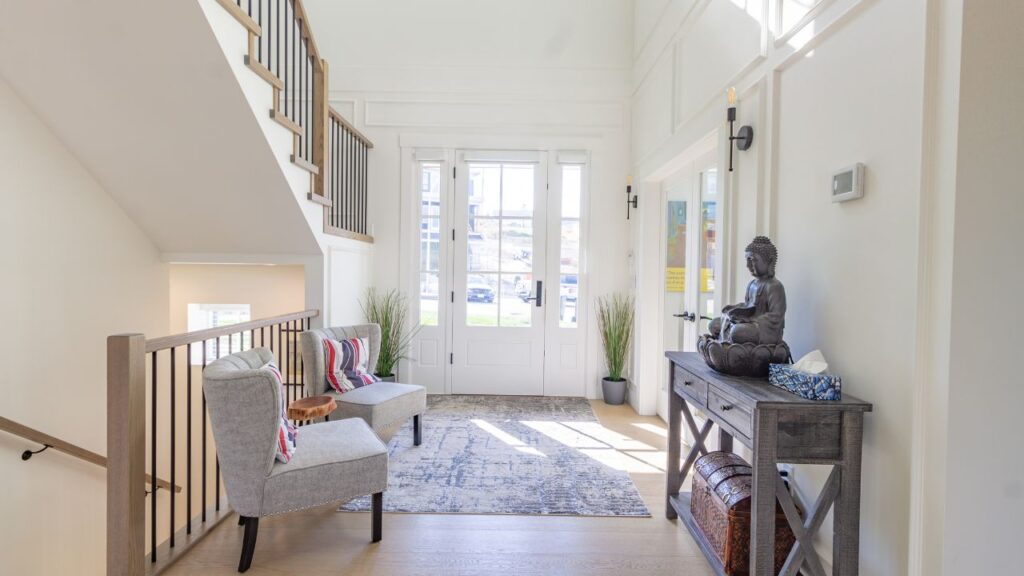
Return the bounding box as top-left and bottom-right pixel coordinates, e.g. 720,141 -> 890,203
630,0 -> 929,573
0,76 -> 168,575
168,264 -> 307,333
941,1 -> 1024,573
303,0 -> 634,398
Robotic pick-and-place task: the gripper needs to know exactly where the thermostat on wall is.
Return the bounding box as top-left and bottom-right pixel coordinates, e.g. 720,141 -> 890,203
831,163 -> 865,202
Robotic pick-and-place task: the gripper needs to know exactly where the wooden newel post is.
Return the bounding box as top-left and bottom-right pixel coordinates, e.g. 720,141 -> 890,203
107,334 -> 146,576
312,58 -> 329,199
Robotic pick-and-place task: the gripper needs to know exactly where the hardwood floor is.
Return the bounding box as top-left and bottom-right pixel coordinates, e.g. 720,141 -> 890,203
163,400 -> 714,576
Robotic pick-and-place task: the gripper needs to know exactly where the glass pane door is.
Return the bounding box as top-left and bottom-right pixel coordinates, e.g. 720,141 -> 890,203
451,154 -> 547,395
698,164 -> 719,335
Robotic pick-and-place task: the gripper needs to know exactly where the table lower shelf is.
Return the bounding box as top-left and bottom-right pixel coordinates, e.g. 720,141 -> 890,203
669,492 -> 727,576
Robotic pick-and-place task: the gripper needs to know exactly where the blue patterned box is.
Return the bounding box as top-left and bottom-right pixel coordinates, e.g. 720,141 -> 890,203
768,364 -> 842,401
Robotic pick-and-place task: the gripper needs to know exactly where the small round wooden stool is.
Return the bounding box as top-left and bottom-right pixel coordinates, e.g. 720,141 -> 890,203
287,395 -> 337,421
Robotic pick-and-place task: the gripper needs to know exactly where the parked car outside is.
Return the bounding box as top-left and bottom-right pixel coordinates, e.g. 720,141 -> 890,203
467,282 -> 495,303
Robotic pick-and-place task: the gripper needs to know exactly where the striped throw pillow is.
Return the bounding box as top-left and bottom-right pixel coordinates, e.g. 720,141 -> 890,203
322,337 -> 381,393
263,361 -> 297,464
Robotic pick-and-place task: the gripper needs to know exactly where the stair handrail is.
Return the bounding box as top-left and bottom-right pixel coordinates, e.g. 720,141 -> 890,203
0,415 -> 181,493
144,308 -> 320,353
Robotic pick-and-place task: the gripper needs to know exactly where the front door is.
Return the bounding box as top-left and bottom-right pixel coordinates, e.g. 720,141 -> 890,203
450,151 -> 548,395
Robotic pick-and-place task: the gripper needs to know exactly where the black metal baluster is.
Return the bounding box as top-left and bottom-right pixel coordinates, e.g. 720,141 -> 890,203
299,27 -> 304,158
283,320 -> 289,398
345,130 -> 349,231
187,342 -> 192,535
292,7 -> 297,126
360,140 -> 364,231
354,136 -> 359,233
201,340 -> 208,523
366,145 -> 370,233
331,122 -> 338,226
151,351 -> 157,562
300,38 -> 305,159
351,131 -> 356,232
276,0 -> 281,77
358,140 -> 362,231
170,347 -> 176,548
299,317 -> 305,399
307,43 -> 312,162
247,0 -> 251,17
257,0 -> 262,63
214,336 -> 220,512
338,122 -> 343,227
291,320 -> 297,402
336,122 -> 341,227
344,130 -> 349,231
352,132 -> 357,232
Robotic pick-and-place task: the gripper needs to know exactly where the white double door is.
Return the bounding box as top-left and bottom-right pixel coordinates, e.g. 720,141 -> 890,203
418,149 -> 583,396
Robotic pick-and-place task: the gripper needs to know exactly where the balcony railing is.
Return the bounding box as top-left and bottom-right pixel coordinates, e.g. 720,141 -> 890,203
325,109 -> 373,241
107,309 -> 319,576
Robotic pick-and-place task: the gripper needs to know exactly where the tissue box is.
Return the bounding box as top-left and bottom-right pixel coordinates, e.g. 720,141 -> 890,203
768,364 -> 842,401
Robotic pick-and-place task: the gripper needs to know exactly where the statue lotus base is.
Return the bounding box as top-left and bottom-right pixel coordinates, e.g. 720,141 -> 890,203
696,336 -> 792,378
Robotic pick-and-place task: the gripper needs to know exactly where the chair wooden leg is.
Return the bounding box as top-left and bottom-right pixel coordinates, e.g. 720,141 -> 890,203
371,492 -> 383,543
413,414 -> 422,446
238,517 -> 259,573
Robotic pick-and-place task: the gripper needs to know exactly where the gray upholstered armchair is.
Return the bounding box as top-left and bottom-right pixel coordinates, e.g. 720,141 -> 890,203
203,348 -> 388,573
299,323 -> 426,444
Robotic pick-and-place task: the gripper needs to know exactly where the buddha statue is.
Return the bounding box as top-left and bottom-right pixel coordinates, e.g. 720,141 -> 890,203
698,236 -> 791,377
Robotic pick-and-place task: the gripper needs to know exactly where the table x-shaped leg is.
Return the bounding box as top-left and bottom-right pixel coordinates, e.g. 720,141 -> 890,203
680,402 -> 712,477
775,467 -> 840,576
666,392 -> 713,519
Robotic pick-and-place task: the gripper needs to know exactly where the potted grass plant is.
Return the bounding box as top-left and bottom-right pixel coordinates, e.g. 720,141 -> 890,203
596,292 -> 635,405
362,288 -> 420,381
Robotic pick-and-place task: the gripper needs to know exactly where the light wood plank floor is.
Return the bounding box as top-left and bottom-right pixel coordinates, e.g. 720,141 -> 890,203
164,400 -> 713,576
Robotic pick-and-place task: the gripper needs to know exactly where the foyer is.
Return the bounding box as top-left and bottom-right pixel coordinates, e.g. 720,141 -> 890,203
1,1 -> 1020,575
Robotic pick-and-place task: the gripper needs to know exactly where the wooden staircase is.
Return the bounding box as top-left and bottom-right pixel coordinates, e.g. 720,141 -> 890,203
215,0 -> 374,243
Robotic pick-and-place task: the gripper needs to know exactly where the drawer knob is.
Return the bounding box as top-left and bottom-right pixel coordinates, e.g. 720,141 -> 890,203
684,381 -> 693,387
720,404 -> 733,411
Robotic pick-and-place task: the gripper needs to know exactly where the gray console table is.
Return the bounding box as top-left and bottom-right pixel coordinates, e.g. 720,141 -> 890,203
665,352 -> 872,576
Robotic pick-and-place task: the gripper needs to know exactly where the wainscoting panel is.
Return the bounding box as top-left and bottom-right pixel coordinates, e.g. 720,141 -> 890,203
365,99 -> 623,131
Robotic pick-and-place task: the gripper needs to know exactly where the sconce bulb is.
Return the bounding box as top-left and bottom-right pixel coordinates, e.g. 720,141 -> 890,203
727,87 -> 737,105
627,175 -> 633,186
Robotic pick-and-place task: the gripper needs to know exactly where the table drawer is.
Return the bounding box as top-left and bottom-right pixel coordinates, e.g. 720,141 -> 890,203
707,385 -> 752,438
673,366 -> 708,406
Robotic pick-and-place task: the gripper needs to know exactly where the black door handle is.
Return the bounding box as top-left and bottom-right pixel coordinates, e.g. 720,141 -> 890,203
672,312 -> 696,322
523,280 -> 543,307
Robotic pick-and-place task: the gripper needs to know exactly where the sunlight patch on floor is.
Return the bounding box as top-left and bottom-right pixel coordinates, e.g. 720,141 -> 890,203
520,419 -> 665,474
577,449 -> 663,474
623,450 -> 667,471
520,421 -> 606,449
631,422 -> 668,438
562,421 -> 656,451
470,419 -> 546,457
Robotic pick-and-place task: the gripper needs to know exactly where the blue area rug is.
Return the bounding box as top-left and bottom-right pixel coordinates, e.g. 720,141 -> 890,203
340,395 -> 651,517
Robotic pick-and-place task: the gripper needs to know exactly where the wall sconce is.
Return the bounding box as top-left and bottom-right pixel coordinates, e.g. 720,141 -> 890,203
626,175 -> 638,220
726,87 -> 753,172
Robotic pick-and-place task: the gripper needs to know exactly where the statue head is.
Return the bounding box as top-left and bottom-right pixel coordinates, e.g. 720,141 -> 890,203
744,236 -> 777,278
